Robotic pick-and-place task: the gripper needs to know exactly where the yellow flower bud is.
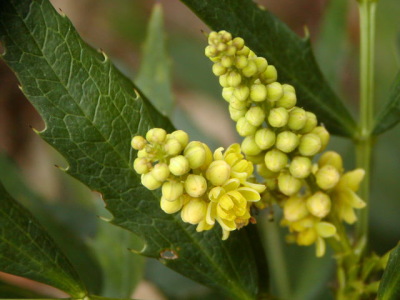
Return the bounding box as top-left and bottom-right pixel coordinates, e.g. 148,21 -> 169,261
141,172 -> 162,190
241,135 -> 262,156
225,45 -> 237,56
232,37 -> 245,50
266,82 -> 284,102
131,136 -> 147,150
282,84 -> 295,93
233,85 -> 250,102
216,42 -> 227,52
181,198 -> 207,225
288,107 -> 307,130
268,107 -> 289,128
235,55 -> 248,69
206,160 -> 231,186
185,174 -> 207,197
230,97 -> 248,110
221,56 -> 234,68
276,131 -> 299,153
315,165 -> 340,190
160,196 -> 183,214
170,130 -> 189,148
242,60 -> 258,77
306,192 -> 331,218
162,181 -> 184,201
254,57 -> 268,73
205,45 -> 218,57
212,63 -> 227,76
236,45 -> 250,56
284,196 -> 309,222
337,169 -> 365,192
169,155 -> 190,176
218,30 -> 232,42
318,151 -> 343,172
146,128 -> 167,144
255,128 -> 276,150
207,31 -> 219,44
315,222 -> 336,238
299,112 -> 317,134
297,229 -> 318,246
226,70 -> 242,87
311,126 -> 330,151
257,163 -> 279,178
298,133 -> 321,156
260,65 -> 278,84
278,172 -> 302,196
245,106 -> 265,127
264,149 -> 288,172
276,91 -> 297,109
222,87 -> 234,102
219,74 -> 229,87
236,117 -> 257,136
151,163 -> 170,182
250,84 -> 267,102
229,106 -> 247,121
133,157 -> 151,174
289,156 -> 312,178
184,141 -> 206,169
164,138 -> 183,156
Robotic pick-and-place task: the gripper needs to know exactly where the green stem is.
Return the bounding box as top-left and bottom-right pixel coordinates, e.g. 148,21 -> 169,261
355,0 -> 377,247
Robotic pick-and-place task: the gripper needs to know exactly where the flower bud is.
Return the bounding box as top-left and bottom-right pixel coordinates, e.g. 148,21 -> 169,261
170,130 -> 189,148
276,91 -> 297,109
141,172 -> 162,190
318,151 -> 343,171
222,87 -> 234,102
268,107 -> 289,128
266,82 -> 284,102
216,42 -> 227,52
255,128 -> 276,150
236,46 -> 250,56
254,57 -> 268,73
185,174 -> 207,197
229,105 -> 247,121
206,160 -> 231,186
250,84 -> 267,102
230,97 -> 248,110
257,163 -> 279,178
160,196 -> 183,214
146,128 -> 167,144
131,136 -> 147,150
164,138 -> 183,156
315,222 -> 336,238
260,65 -> 278,84
337,169 -> 365,192
226,70 -> 242,87
242,60 -> 258,77
266,178 -> 277,191
234,85 -> 250,102
306,192 -> 331,218
289,156 -> 312,178
162,181 -> 184,201
151,163 -> 170,182
311,126 -> 330,151
276,131 -> 299,153
235,55 -> 248,69
288,107 -> 307,130
221,56 -> 234,68
184,141 -> 206,169
205,45 -> 217,57
219,74 -> 228,87
236,117 -> 257,136
225,45 -> 237,56
297,229 -> 318,246
278,172 -> 302,196
134,157 -> 151,175
282,84 -> 295,93
241,135 -> 262,156
284,196 -> 308,222
315,165 -> 340,190
212,63 -> 227,76
181,198 -> 207,224
219,30 -> 232,42
298,133 -> 321,156
299,112 -> 317,134
264,149 -> 288,172
169,155 -> 190,176
245,106 -> 265,127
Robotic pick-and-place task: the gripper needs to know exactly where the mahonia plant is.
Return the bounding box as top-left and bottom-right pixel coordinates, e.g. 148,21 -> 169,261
132,30 -> 366,257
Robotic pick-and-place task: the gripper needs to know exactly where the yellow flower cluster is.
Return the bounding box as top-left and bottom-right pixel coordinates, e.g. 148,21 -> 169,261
131,128 -> 265,240
205,30 -> 366,256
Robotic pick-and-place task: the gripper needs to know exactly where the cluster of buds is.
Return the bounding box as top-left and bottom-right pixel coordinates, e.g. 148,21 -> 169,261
205,30 -> 366,256
131,128 -> 266,240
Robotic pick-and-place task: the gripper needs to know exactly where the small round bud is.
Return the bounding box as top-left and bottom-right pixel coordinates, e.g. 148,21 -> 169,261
185,174 -> 207,197
268,107 -> 289,128
299,112 -> 317,134
234,85 -> 250,102
257,163 -> 279,179
266,82 -> 284,102
236,46 -> 250,56
276,131 -> 299,153
207,31 -> 219,44
222,87 -> 234,102
131,136 -> 147,150
219,74 -> 229,87
289,156 -> 312,179
306,192 -> 331,218
181,198 -> 207,225
264,149 -> 288,172
133,157 -> 151,174
184,141 -> 206,169
229,106 -> 247,121
146,128 -> 167,144
254,57 -> 268,73
235,55 -> 248,69
288,107 -> 307,130
206,160 -> 231,186
219,30 -> 232,42
226,70 -> 242,87
311,126 -> 330,151
318,151 -> 343,171
169,155 -> 190,176
164,138 -> 183,156
216,42 -> 227,52
162,181 -> 184,201
212,63 -> 227,76
232,37 -> 245,50
255,128 -> 276,150
241,135 -> 262,156
245,106 -> 265,127
284,196 -> 308,222
315,165 -> 340,190
230,97 -> 248,110
250,84 -> 267,102
276,91 -> 297,109
297,229 -> 318,246
278,172 -> 302,196
236,117 -> 257,137
170,130 -> 189,148
260,65 -> 278,84
221,56 -> 234,68
298,133 -> 321,156
282,84 -> 295,93
205,45 -> 218,57
151,163 -> 170,181
160,196 -> 183,214
141,173 -> 162,190
242,60 -> 258,77
137,149 -> 147,158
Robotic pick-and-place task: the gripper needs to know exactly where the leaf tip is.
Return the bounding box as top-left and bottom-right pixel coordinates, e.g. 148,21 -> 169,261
57,7 -> 67,18
54,164 -> 69,172
97,48 -> 109,63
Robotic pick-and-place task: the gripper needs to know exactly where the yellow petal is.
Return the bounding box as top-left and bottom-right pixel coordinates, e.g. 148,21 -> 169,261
222,229 -> 230,240
316,237 -> 326,257
213,147 -> 224,160
315,222 -> 336,238
238,187 -> 261,202
209,187 -> 225,202
242,181 -> 266,193
217,217 -> 236,231
206,202 -> 216,225
337,169 -> 365,191
222,178 -> 241,191
219,194 -> 234,210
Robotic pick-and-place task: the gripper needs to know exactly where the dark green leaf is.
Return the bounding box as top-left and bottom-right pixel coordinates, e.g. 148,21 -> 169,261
0,1 -> 258,299
373,71 -> 400,134
0,279 -> 48,298
378,244 -> 400,300
0,181 -> 86,297
136,3 -> 174,116
180,0 -> 357,137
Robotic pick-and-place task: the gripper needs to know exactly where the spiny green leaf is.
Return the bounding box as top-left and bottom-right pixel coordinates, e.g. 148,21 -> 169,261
0,181 -> 86,297
378,244 -> 400,300
180,0 -> 357,137
373,71 -> 400,135
0,1 -> 258,299
136,3 -> 174,116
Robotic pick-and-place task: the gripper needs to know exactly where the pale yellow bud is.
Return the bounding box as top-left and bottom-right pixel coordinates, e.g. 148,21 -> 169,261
254,57 -> 268,73
205,45 -> 217,57
298,133 -> 321,156
133,157 -> 151,174
276,91 -> 297,109
221,56 -> 234,68
245,106 -> 265,127
278,172 -> 302,196
299,112 -> 317,134
225,45 -> 237,56
151,163 -> 170,182
146,128 -> 167,144
181,198 -> 207,225
266,82 -> 284,102
260,65 -> 278,84
216,42 -> 227,52
226,70 -> 242,87
207,31 -> 219,44
164,138 -> 183,156
284,196 -> 308,222
233,85 -> 250,102
337,169 -> 365,192
184,141 -> 206,169
264,149 -> 288,172
206,160 -> 231,186
222,87 -> 235,102
212,63 -> 226,77
219,74 -> 229,87
141,173 -> 162,190
170,130 -> 189,148
257,163 -> 279,179
236,117 -> 257,136
282,84 -> 295,93
276,131 -> 299,153
229,106 -> 247,121
242,60 -> 258,77
306,192 -> 331,218
255,128 -> 276,150
236,46 -> 250,56
315,165 -> 340,190
218,30 -> 232,42
131,136 -> 147,150
162,181 -> 184,201
288,107 -> 307,130
250,84 -> 267,102
241,135 -> 262,156
169,155 -> 190,176
318,151 -> 343,172
160,196 -> 183,214
311,126 -> 330,151
268,107 -> 289,128
232,37 -> 245,50
185,174 -> 207,197
289,156 -> 312,179
230,97 -> 248,110
297,229 -> 318,246
235,55 -> 248,69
